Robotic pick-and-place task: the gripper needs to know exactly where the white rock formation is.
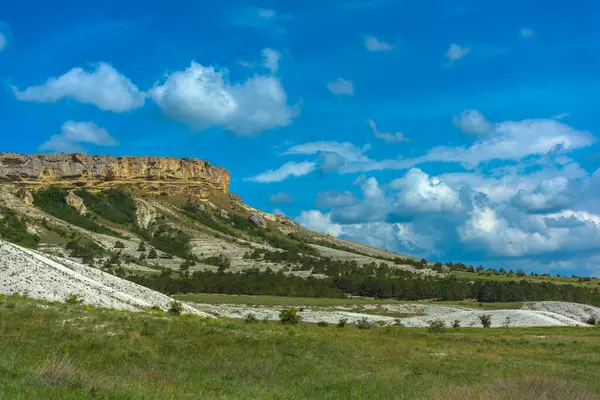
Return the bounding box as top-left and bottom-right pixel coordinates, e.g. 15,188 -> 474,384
0,239 -> 211,316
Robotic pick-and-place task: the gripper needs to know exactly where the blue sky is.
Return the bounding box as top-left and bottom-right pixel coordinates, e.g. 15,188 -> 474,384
2,0 -> 600,276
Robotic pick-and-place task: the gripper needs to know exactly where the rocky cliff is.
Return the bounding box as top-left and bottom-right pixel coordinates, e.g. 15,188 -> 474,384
0,153 -> 230,198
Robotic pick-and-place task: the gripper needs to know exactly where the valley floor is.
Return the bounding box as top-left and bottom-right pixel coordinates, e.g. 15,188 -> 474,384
1,294 -> 599,400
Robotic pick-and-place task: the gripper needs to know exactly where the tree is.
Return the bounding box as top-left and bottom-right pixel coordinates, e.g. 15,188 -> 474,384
114,241 -> 125,249
148,248 -> 158,259
138,242 -> 146,252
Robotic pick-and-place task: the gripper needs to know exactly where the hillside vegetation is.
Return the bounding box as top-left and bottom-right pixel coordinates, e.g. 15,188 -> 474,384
1,294 -> 599,399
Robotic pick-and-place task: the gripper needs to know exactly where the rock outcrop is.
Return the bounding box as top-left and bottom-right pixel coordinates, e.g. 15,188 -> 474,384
249,213 -> 266,227
19,188 -> 34,206
0,153 -> 230,198
65,190 -> 87,215
135,199 -> 158,229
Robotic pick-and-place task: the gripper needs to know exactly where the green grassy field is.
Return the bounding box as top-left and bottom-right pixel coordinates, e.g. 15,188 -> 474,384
451,270 -> 600,289
173,293 -> 524,310
1,294 -> 599,399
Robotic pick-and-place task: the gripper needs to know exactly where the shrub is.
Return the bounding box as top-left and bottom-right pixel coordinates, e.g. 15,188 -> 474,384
65,293 -> 83,305
394,318 -> 404,327
168,301 -> 184,315
244,313 -> 259,324
357,317 -> 374,330
336,318 -> 348,328
114,240 -> 125,249
427,320 -> 446,333
279,308 -> 301,325
137,242 -> 146,252
200,254 -> 231,270
452,319 -> 461,328
317,321 -> 328,327
479,314 -> 492,328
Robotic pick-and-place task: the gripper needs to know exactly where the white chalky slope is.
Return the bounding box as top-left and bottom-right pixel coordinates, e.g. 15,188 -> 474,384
0,239 -> 210,316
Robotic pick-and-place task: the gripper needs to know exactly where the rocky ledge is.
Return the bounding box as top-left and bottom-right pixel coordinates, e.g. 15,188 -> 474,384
0,153 -> 230,198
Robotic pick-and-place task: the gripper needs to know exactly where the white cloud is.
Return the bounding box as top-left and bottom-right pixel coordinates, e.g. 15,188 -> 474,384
40,121 -> 118,153
150,61 -> 296,135
238,60 -> 255,68
389,169 -> 465,215
520,28 -> 534,38
458,206 -> 563,257
274,115 -> 594,177
284,141 -> 367,163
12,63 -> 145,112
363,35 -> 393,51
445,43 -> 470,64
368,119 -> 410,143
246,161 -> 316,183
262,48 -> 281,73
452,110 -> 492,134
270,192 -> 294,204
316,191 -> 357,208
511,176 -> 572,213
0,32 -> 6,51
397,117 -> 594,170
327,78 -> 354,95
296,210 -> 343,236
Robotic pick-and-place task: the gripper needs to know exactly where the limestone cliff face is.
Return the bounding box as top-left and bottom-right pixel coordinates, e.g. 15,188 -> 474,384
0,153 -> 230,198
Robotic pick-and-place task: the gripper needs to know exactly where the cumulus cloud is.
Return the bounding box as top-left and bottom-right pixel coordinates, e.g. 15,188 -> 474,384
452,110 -> 492,134
368,119 -> 410,143
327,78 -> 354,95
389,169 -> 465,216
150,61 -> 296,135
246,161 -> 315,183
511,176 -> 573,213
40,121 -> 118,153
296,210 -> 343,236
12,63 -> 145,112
295,158 -> 600,270
262,48 -> 281,73
363,35 -> 393,51
269,192 -> 294,204
445,43 -> 470,64
458,206 -> 563,257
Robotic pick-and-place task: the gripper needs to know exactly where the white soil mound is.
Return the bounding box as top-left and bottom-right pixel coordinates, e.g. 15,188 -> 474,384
523,301 -> 600,323
400,309 -> 589,328
0,239 -> 210,317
